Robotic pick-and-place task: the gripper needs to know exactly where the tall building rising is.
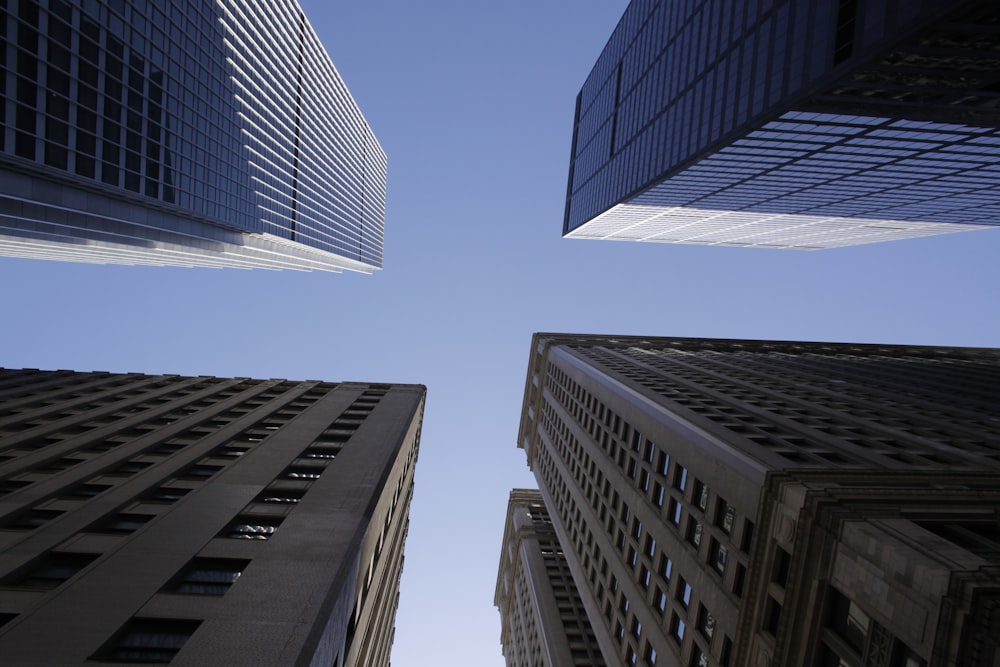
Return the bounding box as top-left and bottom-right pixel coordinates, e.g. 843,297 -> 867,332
0,368 -> 424,666
0,0 -> 385,271
495,488 -> 606,667
565,1 -> 1000,249
512,333 -> 1000,666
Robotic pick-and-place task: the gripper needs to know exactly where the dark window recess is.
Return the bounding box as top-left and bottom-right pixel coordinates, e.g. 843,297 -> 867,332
108,460 -> 152,476
0,479 -> 33,496
733,563 -> 747,598
303,446 -> 340,460
209,445 -> 249,459
88,513 -> 154,535
62,483 -> 112,499
255,488 -> 306,504
163,557 -> 250,595
94,617 -> 201,663
763,597 -> 782,636
178,464 -> 222,480
282,465 -> 323,480
5,552 -> 99,589
741,520 -> 755,553
3,509 -> 64,530
222,515 -> 283,540
834,0 -> 858,64
772,546 -> 792,588
145,486 -> 191,503
146,443 -> 184,457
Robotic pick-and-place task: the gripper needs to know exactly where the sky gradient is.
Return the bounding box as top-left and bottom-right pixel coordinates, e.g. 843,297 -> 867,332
2,2 -> 1000,665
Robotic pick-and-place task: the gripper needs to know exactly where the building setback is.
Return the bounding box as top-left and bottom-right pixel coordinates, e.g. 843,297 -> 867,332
0,368 -> 424,666
513,333 -> 1000,666
0,0 -> 386,271
565,0 -> 1000,249
496,488 -> 606,667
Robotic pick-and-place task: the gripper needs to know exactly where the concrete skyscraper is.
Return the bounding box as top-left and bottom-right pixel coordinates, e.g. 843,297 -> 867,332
0,368 -> 424,666
495,488 -> 606,667
0,0 -> 385,271
565,1 -> 1000,249
508,334 -> 1000,666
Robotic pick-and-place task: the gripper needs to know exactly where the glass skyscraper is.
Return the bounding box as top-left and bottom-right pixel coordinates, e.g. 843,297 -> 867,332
566,1 -> 1000,249
0,0 -> 385,271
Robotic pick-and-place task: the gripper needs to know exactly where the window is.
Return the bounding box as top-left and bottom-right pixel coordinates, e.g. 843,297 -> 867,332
709,539 -> 728,575
733,563 -> 747,597
763,596 -> 782,636
145,487 -> 190,504
282,465 -> 322,480
62,483 -> 111,499
772,546 -> 791,587
222,515 -> 283,540
825,588 -> 869,653
644,643 -> 658,666
715,499 -> 735,534
639,565 -> 651,590
668,499 -> 682,526
654,587 -> 668,615
88,513 -> 155,535
107,460 -> 152,476
686,519 -> 702,547
5,552 -> 98,589
694,480 -> 708,510
652,482 -> 665,508
657,555 -> 673,583
673,465 -> 688,492
95,617 -> 201,663
741,520 -> 754,553
255,487 -> 306,504
178,464 -> 222,480
670,614 -> 686,643
697,605 -> 715,640
689,646 -> 709,667
677,578 -> 692,608
163,558 -> 250,595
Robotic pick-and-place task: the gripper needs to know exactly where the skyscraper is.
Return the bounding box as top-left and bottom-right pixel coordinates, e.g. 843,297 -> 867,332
495,488 -> 606,667
0,0 -> 385,271
0,368 -> 424,666
514,333 -> 1000,666
565,1 -> 1000,249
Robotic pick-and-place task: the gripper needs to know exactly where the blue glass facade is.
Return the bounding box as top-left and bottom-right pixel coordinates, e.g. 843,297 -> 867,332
565,0 -> 1000,249
0,0 -> 385,271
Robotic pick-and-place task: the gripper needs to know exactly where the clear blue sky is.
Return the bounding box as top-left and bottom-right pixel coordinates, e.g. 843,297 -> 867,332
3,2 -> 1000,665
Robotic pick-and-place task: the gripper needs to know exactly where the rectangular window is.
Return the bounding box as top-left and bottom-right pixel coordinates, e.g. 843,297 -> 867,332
96,618 -> 201,663
772,546 -> 791,587
694,480 -> 708,510
677,577 -> 692,608
255,487 -> 306,504
282,465 -> 323,480
222,515 -> 282,540
5,552 -> 98,589
145,486 -> 191,504
697,605 -> 715,640
673,465 -> 688,492
686,518 -> 702,547
709,539 -> 728,575
88,513 -> 154,534
670,613 -> 686,643
652,482 -> 665,508
163,557 -> 250,595
716,499 -> 735,534
668,498 -> 682,526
